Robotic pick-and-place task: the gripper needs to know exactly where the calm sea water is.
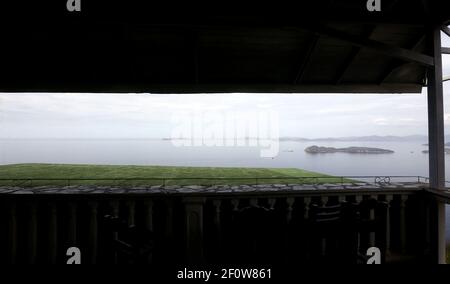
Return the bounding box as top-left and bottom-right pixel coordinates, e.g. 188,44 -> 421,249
1,138 -> 450,241
0,139 -> 439,177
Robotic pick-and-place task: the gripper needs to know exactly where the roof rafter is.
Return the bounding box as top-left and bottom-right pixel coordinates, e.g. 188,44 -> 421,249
334,26 -> 377,84
378,35 -> 426,84
442,26 -> 450,38
299,24 -> 434,66
293,34 -> 320,84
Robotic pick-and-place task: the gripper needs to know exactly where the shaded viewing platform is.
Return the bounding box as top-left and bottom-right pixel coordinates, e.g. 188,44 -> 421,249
0,176 -> 446,264
1,0 -> 450,264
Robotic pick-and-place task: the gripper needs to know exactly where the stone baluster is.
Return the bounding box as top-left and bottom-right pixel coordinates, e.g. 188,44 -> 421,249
67,202 -> 77,245
111,200 -> 120,217
183,197 -> 206,264
368,195 -> 377,247
48,203 -> 58,264
400,195 -> 408,253
28,202 -> 38,264
213,199 -> 222,253
303,197 -> 311,219
286,197 -> 295,224
355,195 -> 363,204
355,195 -> 363,251
144,200 -> 154,232
88,201 -> 98,264
8,202 -> 17,264
320,196 -> 328,256
213,200 -> 222,228
321,196 -> 329,206
110,200 -> 120,264
127,200 -> 136,227
143,199 -> 154,264
230,199 -> 240,225
231,199 -> 240,212
165,200 -> 174,239
268,198 -> 276,210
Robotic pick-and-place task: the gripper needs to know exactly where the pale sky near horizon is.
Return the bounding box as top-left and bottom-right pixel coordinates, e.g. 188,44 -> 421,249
1,35 -> 450,140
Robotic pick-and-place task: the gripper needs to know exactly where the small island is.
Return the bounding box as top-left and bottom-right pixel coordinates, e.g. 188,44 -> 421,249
305,145 -> 394,154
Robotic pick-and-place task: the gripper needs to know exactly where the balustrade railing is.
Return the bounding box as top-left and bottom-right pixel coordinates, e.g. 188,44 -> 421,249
0,182 -> 427,264
0,175 -> 434,188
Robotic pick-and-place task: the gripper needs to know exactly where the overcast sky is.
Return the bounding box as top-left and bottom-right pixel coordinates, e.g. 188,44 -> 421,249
1,35 -> 450,140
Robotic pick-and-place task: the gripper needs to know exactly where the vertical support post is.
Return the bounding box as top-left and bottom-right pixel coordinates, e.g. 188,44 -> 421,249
436,200 -> 446,264
385,195 -> 393,257
88,201 -> 98,264
183,197 -> 206,264
427,24 -> 446,264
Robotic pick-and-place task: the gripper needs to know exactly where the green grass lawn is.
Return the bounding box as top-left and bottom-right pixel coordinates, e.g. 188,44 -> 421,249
0,163 -> 349,187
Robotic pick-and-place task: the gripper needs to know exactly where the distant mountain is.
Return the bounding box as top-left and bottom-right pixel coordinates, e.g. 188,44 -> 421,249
280,135 -> 431,142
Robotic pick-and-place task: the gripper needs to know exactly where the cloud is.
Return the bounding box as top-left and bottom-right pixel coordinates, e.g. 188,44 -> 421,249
372,117 -> 389,126
0,92 -> 436,138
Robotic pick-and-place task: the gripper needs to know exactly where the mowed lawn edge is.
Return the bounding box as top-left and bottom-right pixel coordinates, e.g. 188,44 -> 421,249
0,163 -> 351,186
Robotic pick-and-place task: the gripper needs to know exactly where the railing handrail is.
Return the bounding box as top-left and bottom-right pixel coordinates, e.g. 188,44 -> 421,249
0,175 -> 432,183
0,175 -> 431,181
0,175 -> 439,188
